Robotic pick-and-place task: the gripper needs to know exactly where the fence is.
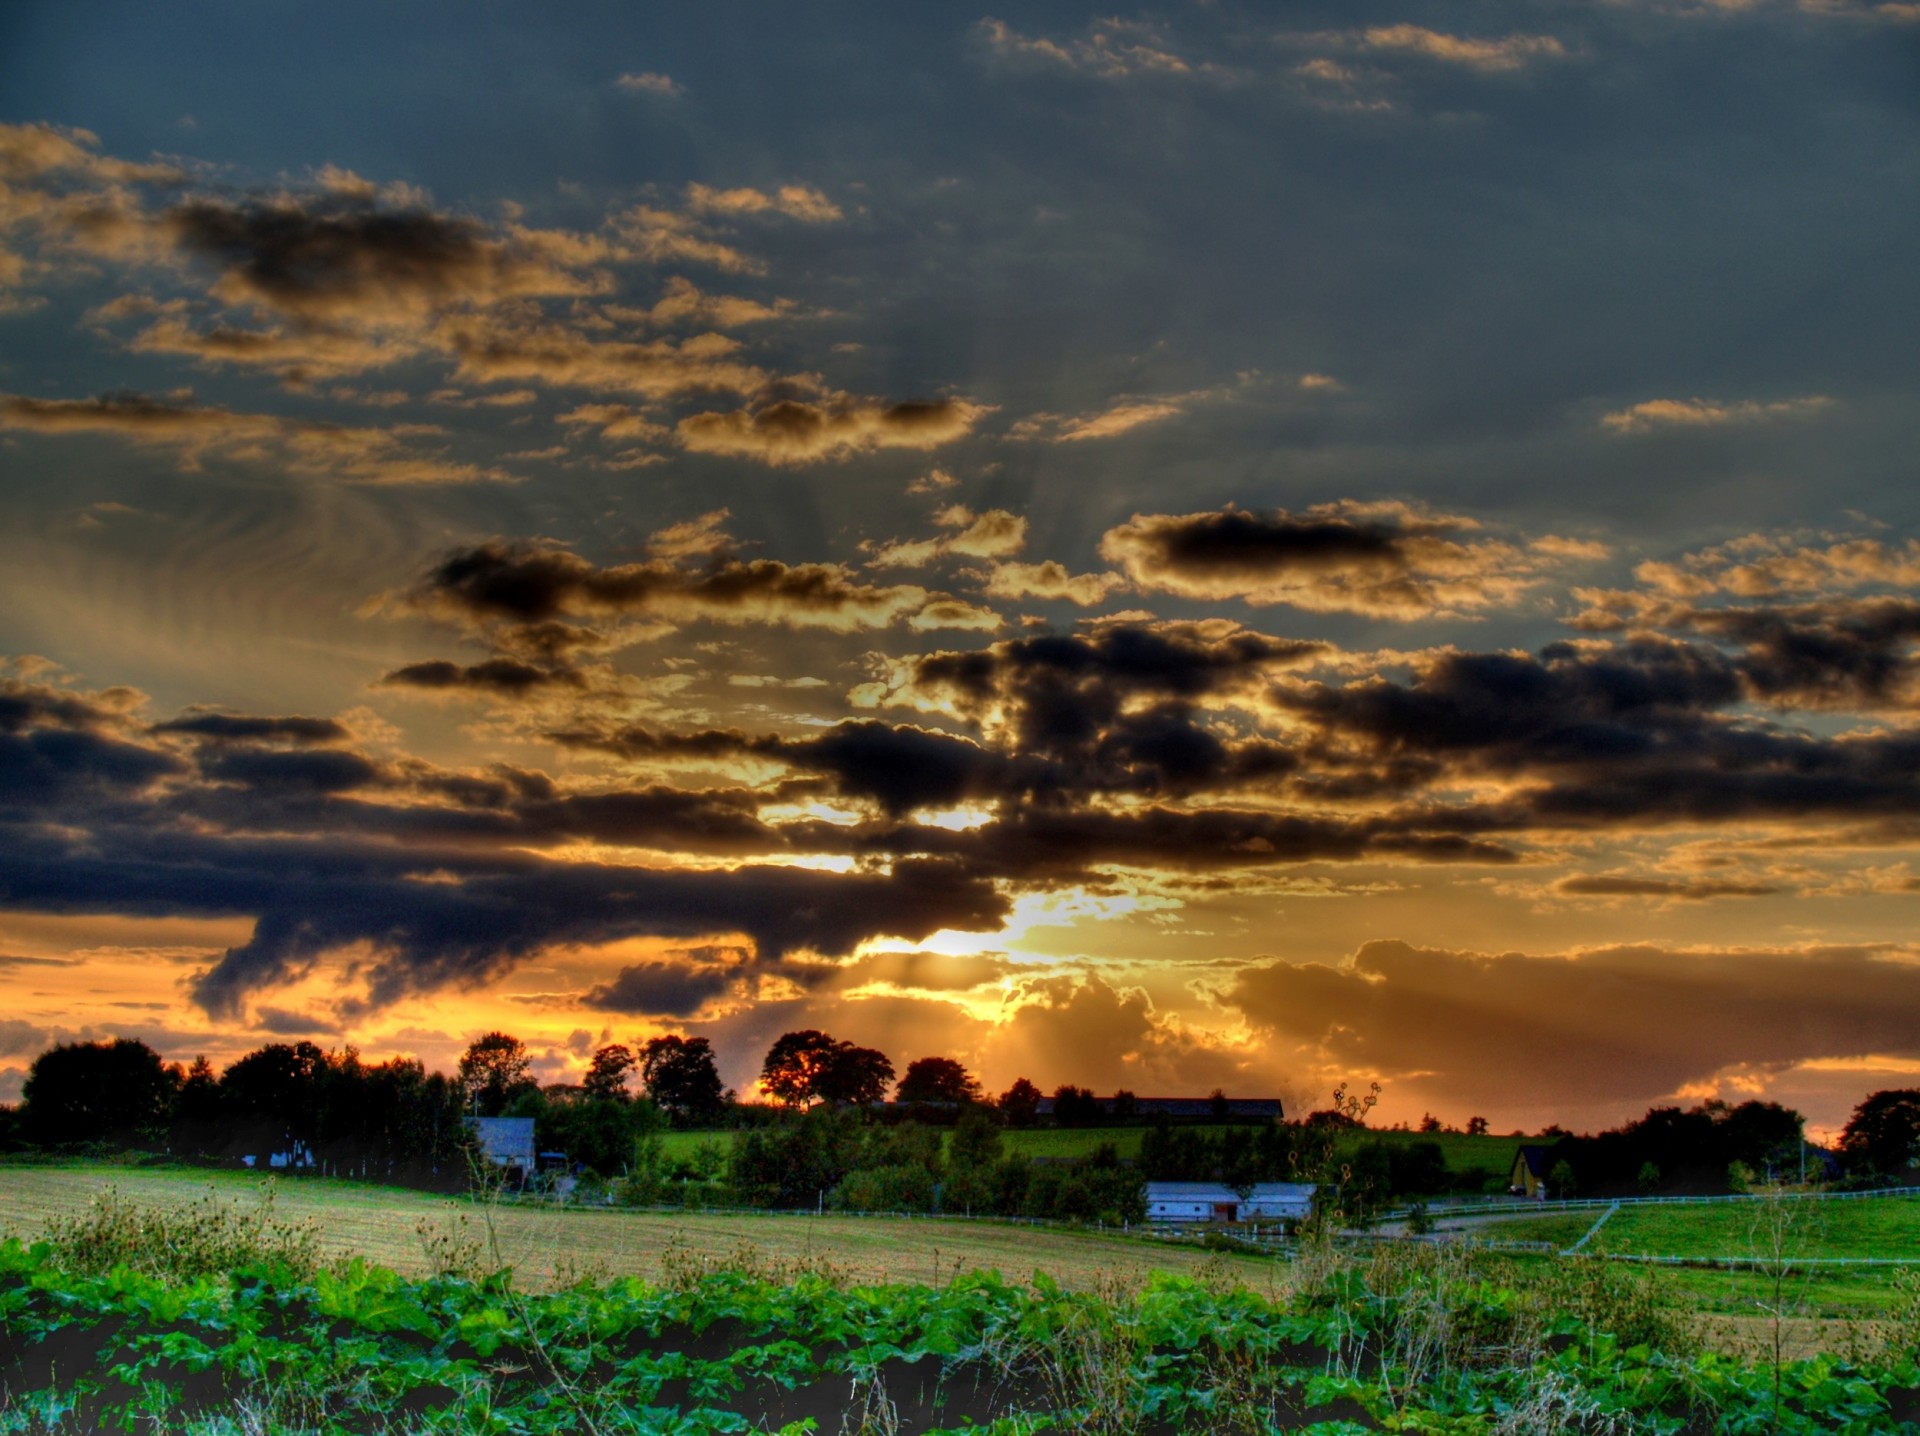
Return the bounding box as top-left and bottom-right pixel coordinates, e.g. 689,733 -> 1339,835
1387,1184 -> 1920,1223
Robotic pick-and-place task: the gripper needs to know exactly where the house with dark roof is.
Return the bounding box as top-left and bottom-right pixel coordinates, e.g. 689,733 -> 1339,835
1509,1144 -> 1555,1199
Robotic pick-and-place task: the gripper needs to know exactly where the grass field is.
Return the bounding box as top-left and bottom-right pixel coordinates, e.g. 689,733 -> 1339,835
0,1164 -> 1283,1295
658,1123 -> 1527,1183
1465,1195 -> 1920,1319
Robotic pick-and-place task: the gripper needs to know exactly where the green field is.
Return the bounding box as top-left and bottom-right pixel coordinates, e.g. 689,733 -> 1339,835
1463,1195 -> 1920,1321
658,1122 -> 1526,1182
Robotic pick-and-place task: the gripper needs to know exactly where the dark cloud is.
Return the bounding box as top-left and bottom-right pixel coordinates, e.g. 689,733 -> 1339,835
253,1005 -> 343,1036
580,956 -> 741,1016
1273,635 -> 1920,829
0,726 -> 185,810
1554,874 -> 1782,901
195,744 -> 384,795
152,713 -> 351,744
1099,502 -> 1564,618
166,195 -> 596,321
378,658 -> 585,696
0,1019 -> 48,1058
399,540 -> 928,633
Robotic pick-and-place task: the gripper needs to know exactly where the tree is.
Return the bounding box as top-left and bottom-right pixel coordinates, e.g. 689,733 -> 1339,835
458,1032 -> 536,1116
1208,1088 -> 1231,1121
760,1031 -> 892,1108
895,1056 -> 982,1106
581,1044 -> 636,1102
1466,1115 -> 1490,1136
1052,1084 -> 1103,1126
639,1035 -> 727,1124
817,1044 -> 894,1107
759,1030 -> 843,1108
220,1041 -> 329,1150
21,1038 -> 178,1147
1839,1089 -> 1920,1177
999,1077 -> 1042,1127
1111,1089 -> 1138,1120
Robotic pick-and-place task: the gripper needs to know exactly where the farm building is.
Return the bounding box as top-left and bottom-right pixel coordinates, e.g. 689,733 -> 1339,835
1145,1181 -> 1315,1223
468,1116 -> 537,1180
1509,1145 -> 1554,1199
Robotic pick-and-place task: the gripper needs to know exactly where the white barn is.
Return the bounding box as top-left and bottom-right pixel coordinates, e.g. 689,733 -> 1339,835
1145,1181 -> 1315,1224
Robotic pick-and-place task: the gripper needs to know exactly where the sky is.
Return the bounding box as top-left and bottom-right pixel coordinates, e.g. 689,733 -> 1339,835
2,1 -> 1918,1137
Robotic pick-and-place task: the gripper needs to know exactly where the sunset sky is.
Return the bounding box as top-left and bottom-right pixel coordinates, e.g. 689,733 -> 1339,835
2,2 -> 1918,1136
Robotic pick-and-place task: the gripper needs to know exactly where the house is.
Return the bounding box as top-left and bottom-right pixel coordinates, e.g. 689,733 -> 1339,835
468,1116 -> 537,1181
1509,1145 -> 1554,1200
1145,1181 -> 1315,1224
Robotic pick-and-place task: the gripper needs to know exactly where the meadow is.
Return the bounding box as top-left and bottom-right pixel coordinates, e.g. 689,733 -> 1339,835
655,1124 -> 1524,1186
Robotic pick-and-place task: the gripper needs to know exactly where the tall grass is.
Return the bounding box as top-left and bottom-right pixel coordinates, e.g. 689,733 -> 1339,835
39,1183 -> 321,1281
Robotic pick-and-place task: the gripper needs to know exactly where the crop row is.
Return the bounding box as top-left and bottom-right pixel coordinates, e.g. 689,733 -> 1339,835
2,1238 -> 1917,1434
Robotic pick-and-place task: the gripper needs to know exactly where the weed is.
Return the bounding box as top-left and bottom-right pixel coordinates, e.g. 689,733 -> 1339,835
40,1183 -> 320,1282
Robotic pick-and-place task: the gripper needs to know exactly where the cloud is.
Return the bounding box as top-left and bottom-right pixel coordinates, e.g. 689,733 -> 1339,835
610,275 -> 799,329
907,468 -> 959,495
615,72 -> 682,97
1553,873 -> 1782,901
378,659 -> 587,697
151,713 -> 351,745
1099,501 -> 1549,618
614,205 -> 763,274
1011,399 -> 1186,443
1357,25 -> 1567,71
394,539 -> 933,635
870,505 -> 1027,568
981,560 -> 1127,607
581,953 -> 742,1016
437,316 -> 768,399
1270,635 -> 1920,828
1227,939 -> 1920,1119
166,195 -> 604,324
0,391 -> 511,485
1600,395 -> 1835,434
975,17 -> 1215,80
676,396 -> 989,465
685,183 -> 842,224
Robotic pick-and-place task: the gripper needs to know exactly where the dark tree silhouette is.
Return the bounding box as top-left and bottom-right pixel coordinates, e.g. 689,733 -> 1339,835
1839,1089 -> 1920,1176
1052,1084 -> 1103,1126
582,1044 -> 636,1102
639,1035 -> 727,1124
21,1038 -> 178,1146
895,1056 -> 983,1106
458,1032 -> 536,1116
998,1077 -> 1043,1127
816,1044 -> 894,1107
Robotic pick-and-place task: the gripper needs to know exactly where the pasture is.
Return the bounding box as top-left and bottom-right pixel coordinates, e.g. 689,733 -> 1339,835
658,1121 -> 1526,1185
1466,1193 -> 1920,1319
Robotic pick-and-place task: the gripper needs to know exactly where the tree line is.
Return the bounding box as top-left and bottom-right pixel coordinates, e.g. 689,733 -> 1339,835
10,1028 -> 1920,1215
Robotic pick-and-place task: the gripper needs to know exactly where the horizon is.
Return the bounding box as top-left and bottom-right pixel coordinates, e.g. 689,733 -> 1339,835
3,2 -> 1918,1143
